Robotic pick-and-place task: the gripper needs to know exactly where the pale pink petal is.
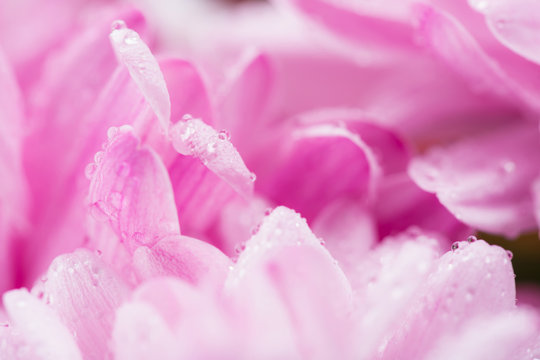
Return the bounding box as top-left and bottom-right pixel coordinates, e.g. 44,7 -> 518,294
133,235 -> 232,286
272,0 -> 415,54
413,3 -> 540,110
409,123 -> 540,237
88,127 -> 180,251
114,278 -> 235,359
381,239 -> 516,358
425,310 -> 539,360
110,21 -> 171,132
350,232 -> 442,359
256,124 -> 380,221
471,0 -> 540,66
169,117 -> 256,196
39,249 -> 130,360
311,199 -> 377,274
2,289 -> 82,360
228,206 -> 354,359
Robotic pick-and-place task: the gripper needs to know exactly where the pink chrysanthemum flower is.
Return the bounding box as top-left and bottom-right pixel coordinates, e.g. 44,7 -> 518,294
1,0 -> 540,359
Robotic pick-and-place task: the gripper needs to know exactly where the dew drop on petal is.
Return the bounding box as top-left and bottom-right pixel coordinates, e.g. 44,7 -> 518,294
467,235 -> 477,243
506,250 -> 514,260
95,249 -> 102,256
84,163 -> 97,179
264,208 -> 272,216
94,151 -> 104,164
107,126 -> 119,140
182,114 -> 193,121
235,242 -> 246,254
111,20 -> 126,31
249,173 -> 257,183
218,130 -> 230,141
451,242 -> 459,251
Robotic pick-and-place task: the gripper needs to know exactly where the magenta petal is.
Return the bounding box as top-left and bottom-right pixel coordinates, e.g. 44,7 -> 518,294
258,124 -> 380,221
409,124 -> 540,237
133,235 -> 232,286
425,310 -> 538,360
381,240 -> 516,358
160,58 -> 213,124
0,49 -> 27,291
88,127 -> 180,250
169,117 -> 256,196
39,249 -> 130,360
473,0 -> 540,66
2,289 -> 82,360
110,22 -> 171,132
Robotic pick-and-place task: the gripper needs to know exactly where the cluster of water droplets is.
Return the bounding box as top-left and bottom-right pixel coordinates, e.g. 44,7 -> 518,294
451,235 -> 513,261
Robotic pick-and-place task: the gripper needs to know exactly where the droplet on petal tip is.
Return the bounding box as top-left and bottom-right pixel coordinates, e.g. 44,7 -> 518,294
218,129 -> 230,141
467,235 -> 477,243
110,20 -> 127,32
506,250 -> 513,260
451,242 -> 459,251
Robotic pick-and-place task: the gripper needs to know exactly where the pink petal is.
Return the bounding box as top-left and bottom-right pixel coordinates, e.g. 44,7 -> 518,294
471,0 -> 540,66
273,0 -> 415,54
39,249 -> 130,360
19,8 -> 147,285
256,124 -> 380,221
169,117 -> 256,196
425,310 -> 539,360
409,123 -> 540,237
160,58 -> 213,125
2,289 -> 82,360
413,3 -> 540,110
228,206 -> 354,358
0,49 -> 28,291
133,235 -> 232,286
87,127 -> 180,251
381,239 -> 516,358
350,233 -> 442,359
311,199 -> 377,274
110,21 -> 171,132
375,174 -> 470,240
114,278 -> 235,359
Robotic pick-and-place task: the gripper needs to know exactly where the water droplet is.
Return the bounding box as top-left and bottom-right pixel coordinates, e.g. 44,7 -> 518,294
95,249 -> 102,256
467,235 -> 477,243
249,173 -> 257,182
218,130 -> 230,141
182,114 -> 193,121
111,20 -> 126,31
123,32 -> 138,45
107,126 -> 119,140
264,208 -> 272,216
94,151 -> 104,164
319,239 -> 326,246
84,163 -> 97,179
500,160 -> 516,174
451,242 -> 459,251
206,142 -> 216,154
90,201 -> 109,221
115,162 -> 130,177
251,224 -> 261,235
235,242 -> 246,254
506,250 -> 513,260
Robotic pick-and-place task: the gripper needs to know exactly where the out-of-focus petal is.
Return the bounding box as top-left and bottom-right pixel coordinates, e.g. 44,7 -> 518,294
409,123 -> 540,237
413,3 -> 540,110
2,289 -> 82,360
39,249 -> 130,360
470,0 -> 540,66
381,240 -> 516,358
351,232 -> 442,358
256,124 -> 380,221
133,235 -> 232,286
88,127 -> 180,251
425,310 -> 538,360
228,207 -> 354,359
169,117 -> 256,196
0,48 -> 28,291
110,22 -> 171,132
